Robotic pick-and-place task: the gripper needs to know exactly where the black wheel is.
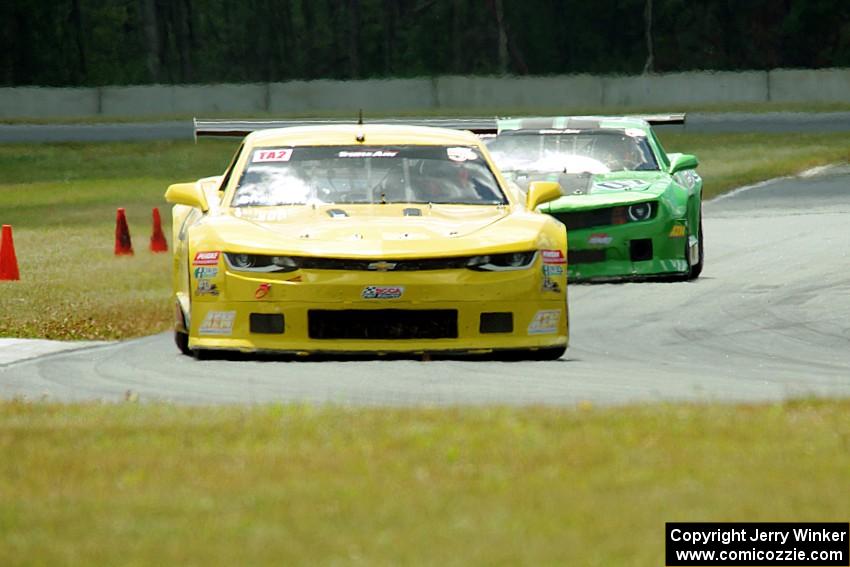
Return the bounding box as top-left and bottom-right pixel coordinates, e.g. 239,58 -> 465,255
192,348 -> 213,361
687,210 -> 704,280
174,330 -> 192,356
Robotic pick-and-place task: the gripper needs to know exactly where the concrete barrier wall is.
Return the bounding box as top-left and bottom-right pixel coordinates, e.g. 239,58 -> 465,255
435,74 -> 603,109
768,69 -> 850,103
2,68 -> 849,119
269,78 -> 435,113
602,71 -> 768,106
100,84 -> 268,116
0,87 -> 100,118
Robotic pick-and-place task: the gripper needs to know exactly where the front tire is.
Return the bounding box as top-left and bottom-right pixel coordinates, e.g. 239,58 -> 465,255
174,330 -> 192,356
687,216 -> 704,280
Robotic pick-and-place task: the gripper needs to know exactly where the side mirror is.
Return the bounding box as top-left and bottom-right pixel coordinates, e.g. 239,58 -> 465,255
165,182 -> 209,213
669,153 -> 699,174
526,181 -> 562,210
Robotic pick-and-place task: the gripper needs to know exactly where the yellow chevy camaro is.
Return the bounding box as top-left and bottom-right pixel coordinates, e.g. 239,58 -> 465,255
165,121 -> 569,359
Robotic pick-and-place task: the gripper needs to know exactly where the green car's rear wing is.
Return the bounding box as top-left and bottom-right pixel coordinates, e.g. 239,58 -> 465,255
629,113 -> 686,125
497,114 -> 687,132
193,118 -> 499,140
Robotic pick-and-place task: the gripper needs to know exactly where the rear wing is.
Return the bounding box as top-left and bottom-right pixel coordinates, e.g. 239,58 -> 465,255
192,113 -> 684,140
629,113 -> 686,126
193,117 -> 498,139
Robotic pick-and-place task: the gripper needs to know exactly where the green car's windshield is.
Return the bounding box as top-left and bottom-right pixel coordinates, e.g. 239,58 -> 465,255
486,130 -> 660,174
231,145 -> 506,207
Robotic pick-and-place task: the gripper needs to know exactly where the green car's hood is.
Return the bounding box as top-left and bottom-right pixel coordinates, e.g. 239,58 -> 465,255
505,170 -> 673,212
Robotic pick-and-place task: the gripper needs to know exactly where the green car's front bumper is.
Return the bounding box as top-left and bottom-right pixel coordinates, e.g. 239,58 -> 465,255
564,215 -> 690,282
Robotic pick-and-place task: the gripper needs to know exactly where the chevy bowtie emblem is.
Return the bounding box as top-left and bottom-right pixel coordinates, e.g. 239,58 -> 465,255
367,261 -> 397,271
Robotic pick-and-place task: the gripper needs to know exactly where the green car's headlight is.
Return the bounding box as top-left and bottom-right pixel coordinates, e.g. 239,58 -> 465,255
627,202 -> 653,222
466,251 -> 537,271
224,253 -> 298,272
612,202 -> 657,224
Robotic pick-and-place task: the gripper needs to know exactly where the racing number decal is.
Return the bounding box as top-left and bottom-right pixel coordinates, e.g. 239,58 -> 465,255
253,149 -> 293,163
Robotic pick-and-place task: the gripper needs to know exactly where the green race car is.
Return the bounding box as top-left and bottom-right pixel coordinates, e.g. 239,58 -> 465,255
486,115 -> 703,282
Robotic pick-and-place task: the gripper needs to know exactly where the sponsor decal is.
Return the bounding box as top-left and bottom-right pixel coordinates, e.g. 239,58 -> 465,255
194,266 -> 218,279
625,128 -> 647,138
543,264 -> 564,277
195,280 -> 220,296
588,233 -> 613,246
669,224 -> 686,238
542,262 -> 564,293
286,275 -> 303,282
338,150 -> 398,158
193,251 -> 220,266
234,209 -> 290,222
361,286 -> 404,299
542,279 -> 562,293
255,283 -> 272,300
199,311 -> 236,335
252,149 -> 293,163
527,309 -> 561,335
541,249 -> 566,264
447,147 -> 478,162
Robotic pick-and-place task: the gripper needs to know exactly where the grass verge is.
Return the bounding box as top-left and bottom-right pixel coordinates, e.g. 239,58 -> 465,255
0,399 -> 848,566
0,133 -> 848,339
661,132 -> 850,199
0,141 -> 238,340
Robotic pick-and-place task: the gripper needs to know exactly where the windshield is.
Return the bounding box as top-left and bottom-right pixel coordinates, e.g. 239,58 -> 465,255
486,130 -> 659,174
231,145 -> 506,207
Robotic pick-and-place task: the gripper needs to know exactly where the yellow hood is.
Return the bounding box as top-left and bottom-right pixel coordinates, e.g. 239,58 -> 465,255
198,204 -> 546,257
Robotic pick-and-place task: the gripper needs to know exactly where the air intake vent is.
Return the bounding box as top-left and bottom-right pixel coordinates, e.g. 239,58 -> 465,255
569,249 -> 606,264
629,239 -> 653,262
250,313 -> 285,334
308,309 -> 457,339
480,312 -> 513,334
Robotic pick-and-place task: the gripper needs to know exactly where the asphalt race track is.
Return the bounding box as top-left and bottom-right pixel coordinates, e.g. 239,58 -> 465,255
4,112 -> 850,143
1,168 -> 849,406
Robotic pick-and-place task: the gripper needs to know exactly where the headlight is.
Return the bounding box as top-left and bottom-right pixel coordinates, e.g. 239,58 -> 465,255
466,251 -> 537,271
224,253 -> 298,272
627,202 -> 653,222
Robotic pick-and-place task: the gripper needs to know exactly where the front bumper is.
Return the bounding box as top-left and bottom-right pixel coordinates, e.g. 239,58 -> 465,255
185,261 -> 568,354
565,216 -> 690,281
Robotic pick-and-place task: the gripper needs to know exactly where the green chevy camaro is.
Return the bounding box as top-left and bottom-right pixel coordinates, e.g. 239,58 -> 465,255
486,115 -> 703,282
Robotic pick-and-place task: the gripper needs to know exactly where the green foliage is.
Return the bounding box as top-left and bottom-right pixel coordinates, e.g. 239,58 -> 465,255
2,0 -> 850,87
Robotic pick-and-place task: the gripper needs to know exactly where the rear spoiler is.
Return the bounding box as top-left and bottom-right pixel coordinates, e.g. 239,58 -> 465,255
193,117 -> 499,139
629,113 -> 686,126
193,113 -> 684,140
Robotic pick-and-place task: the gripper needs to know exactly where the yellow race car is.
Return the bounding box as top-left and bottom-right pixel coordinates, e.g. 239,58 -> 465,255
165,119 -> 569,359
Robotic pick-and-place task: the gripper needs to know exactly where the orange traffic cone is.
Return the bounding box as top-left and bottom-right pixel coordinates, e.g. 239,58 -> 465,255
150,207 -> 168,253
0,224 -> 20,281
114,208 -> 134,256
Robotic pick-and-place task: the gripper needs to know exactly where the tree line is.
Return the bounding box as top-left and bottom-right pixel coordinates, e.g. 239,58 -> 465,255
1,0 -> 849,87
